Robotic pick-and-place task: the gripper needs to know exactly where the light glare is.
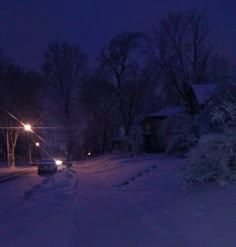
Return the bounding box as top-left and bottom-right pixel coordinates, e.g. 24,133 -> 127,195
24,124 -> 32,131
55,160 -> 62,165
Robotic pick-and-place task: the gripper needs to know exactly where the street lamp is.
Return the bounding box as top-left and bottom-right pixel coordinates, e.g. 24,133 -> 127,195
29,142 -> 40,163
24,124 -> 32,132
23,124 -> 32,163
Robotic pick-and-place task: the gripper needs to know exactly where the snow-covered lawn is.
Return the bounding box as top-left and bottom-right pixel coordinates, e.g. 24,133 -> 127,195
0,154 -> 236,247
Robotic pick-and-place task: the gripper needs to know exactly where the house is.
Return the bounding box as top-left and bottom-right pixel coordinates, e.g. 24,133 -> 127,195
112,121 -> 143,154
141,83 -> 217,153
111,127 -> 130,153
141,106 -> 183,152
112,137 -> 130,153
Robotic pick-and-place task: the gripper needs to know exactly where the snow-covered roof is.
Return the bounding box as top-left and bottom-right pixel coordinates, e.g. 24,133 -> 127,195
147,106 -> 183,118
192,83 -> 216,104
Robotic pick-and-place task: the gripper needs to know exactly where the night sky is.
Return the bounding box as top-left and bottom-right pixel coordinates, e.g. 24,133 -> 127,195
0,0 -> 235,70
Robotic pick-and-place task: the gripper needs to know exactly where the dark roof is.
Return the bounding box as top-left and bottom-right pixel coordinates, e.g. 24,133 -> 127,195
146,106 -> 183,118
192,83 -> 216,104
141,106 -> 183,124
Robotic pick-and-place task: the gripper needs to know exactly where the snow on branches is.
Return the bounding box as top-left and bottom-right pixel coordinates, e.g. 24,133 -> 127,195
211,81 -> 236,129
161,113 -> 199,156
180,81 -> 236,186
180,131 -> 236,186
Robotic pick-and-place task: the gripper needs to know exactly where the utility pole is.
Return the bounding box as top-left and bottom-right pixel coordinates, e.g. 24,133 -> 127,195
6,128 -> 10,167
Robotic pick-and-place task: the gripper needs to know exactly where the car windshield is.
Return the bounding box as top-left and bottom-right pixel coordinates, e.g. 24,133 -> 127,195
39,159 -> 54,163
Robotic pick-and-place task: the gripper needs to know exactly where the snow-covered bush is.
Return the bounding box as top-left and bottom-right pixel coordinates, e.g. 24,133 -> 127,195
180,130 -> 236,186
211,82 -> 236,129
160,113 -> 199,156
180,81 -> 236,185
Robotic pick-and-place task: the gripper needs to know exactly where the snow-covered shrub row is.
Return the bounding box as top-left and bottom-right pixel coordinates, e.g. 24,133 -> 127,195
180,81 -> 236,185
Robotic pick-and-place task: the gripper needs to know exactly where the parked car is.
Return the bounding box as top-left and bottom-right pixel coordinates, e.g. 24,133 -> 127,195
36,159 -> 62,174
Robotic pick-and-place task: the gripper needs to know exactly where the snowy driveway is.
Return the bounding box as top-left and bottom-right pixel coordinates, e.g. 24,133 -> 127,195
0,154 -> 236,247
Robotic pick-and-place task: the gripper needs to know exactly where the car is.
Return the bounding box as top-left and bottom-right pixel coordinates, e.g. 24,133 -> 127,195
36,159 -> 61,174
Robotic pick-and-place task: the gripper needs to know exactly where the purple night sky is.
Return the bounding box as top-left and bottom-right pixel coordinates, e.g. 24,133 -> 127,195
0,0 -> 235,70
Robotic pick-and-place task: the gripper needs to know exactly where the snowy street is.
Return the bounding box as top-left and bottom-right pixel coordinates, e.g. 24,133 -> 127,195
0,154 -> 236,247
0,0 -> 235,246
0,166 -> 36,184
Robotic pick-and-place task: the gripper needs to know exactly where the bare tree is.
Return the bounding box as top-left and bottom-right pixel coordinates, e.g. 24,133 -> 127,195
100,32 -> 148,136
150,10 -> 212,114
0,65 -> 26,167
0,64 -> 42,166
209,53 -> 230,82
80,71 -> 119,154
42,42 -> 87,157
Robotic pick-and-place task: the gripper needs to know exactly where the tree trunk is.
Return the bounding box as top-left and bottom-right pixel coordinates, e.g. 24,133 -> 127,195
7,132 -> 16,167
8,149 -> 15,167
101,129 -> 107,154
6,129 -> 10,167
6,128 -> 19,167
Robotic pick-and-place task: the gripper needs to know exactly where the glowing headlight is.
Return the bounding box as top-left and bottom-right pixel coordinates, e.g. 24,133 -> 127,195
55,160 -> 63,165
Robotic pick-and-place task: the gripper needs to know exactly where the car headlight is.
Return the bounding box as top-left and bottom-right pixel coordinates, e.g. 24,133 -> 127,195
55,160 -> 63,165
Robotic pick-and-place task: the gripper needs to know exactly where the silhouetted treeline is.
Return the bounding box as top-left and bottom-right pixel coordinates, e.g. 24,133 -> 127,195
0,10 -> 232,163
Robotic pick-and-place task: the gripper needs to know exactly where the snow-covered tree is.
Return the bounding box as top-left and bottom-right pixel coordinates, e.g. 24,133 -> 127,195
180,131 -> 236,186
211,81 -> 236,129
180,81 -> 236,185
158,113 -> 199,155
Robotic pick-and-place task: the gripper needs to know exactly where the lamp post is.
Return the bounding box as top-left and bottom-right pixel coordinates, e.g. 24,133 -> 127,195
34,142 -> 40,161
24,124 -> 32,163
30,142 -> 40,163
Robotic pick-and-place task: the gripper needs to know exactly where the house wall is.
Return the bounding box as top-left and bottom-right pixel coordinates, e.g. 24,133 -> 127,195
141,117 -> 166,152
112,139 -> 129,153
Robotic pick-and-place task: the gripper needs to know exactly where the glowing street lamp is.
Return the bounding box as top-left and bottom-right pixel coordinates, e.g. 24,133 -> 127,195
23,124 -> 33,162
35,142 -> 40,147
24,124 -> 32,132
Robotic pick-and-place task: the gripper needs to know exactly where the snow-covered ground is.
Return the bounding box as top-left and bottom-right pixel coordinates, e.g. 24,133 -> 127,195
0,154 -> 236,247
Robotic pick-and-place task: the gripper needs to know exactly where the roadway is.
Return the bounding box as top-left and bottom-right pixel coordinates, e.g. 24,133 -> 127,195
0,166 -> 37,184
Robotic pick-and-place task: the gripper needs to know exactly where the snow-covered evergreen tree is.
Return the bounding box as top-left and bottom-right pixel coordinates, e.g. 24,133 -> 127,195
211,81 -> 236,129
160,113 -> 199,156
180,81 -> 236,185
